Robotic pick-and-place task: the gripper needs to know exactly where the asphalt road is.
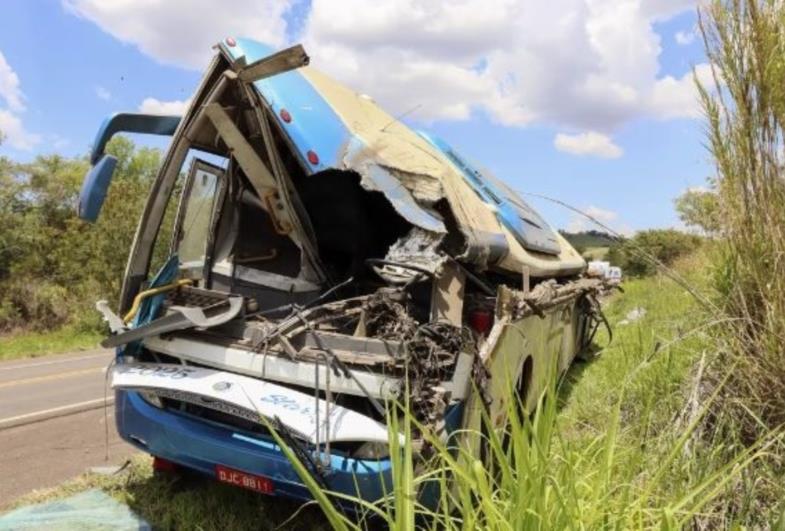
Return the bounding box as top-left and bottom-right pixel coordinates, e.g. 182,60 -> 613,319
0,350 -> 138,508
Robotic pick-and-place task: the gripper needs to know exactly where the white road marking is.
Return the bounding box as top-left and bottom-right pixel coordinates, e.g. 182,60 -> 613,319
0,366 -> 106,389
0,352 -> 111,372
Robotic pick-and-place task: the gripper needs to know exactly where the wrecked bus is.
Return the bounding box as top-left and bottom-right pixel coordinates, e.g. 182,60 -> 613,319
79,38 -> 606,505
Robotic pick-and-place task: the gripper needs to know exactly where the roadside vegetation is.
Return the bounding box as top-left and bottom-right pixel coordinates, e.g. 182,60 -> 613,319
273,247 -> 781,530
0,325 -> 102,361
606,228 -> 703,277
580,245 -> 609,260
0,137 -> 158,357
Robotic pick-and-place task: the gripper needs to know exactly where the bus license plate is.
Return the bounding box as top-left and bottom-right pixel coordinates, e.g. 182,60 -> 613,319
215,465 -> 274,494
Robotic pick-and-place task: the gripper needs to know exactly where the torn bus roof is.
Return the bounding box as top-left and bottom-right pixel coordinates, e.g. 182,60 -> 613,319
218,38 -> 585,278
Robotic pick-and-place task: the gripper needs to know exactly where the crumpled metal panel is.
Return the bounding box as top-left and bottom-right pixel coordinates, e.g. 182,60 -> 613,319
418,132 -> 562,256
374,227 -> 447,284
220,39 -> 584,276
343,136 -> 446,234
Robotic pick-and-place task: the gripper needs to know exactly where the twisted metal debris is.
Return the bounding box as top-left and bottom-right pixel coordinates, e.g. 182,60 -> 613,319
363,290 -> 476,449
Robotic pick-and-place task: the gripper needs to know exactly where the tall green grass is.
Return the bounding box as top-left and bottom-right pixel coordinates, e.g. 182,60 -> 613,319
688,2 -> 785,521
264,256 -> 773,529
270,367 -> 766,529
699,0 -> 785,437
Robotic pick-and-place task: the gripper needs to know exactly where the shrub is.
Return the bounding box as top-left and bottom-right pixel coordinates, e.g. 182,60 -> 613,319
0,278 -> 71,332
0,137 -> 160,332
606,229 -> 702,277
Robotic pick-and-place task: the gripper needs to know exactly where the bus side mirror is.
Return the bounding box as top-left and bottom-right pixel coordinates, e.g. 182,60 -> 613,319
78,154 -> 118,222
77,112 -> 181,222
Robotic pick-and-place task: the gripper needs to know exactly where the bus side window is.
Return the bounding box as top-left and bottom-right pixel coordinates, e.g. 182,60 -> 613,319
174,158 -> 226,281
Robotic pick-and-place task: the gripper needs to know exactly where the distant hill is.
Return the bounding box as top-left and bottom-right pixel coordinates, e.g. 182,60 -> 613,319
559,230 -> 619,249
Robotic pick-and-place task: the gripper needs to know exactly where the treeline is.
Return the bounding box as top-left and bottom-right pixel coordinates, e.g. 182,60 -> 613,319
606,229 -> 704,277
563,222 -> 709,278
0,137 -> 160,333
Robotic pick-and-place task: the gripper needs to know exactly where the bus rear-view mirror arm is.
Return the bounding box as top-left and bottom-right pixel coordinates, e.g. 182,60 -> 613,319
78,113 -> 182,222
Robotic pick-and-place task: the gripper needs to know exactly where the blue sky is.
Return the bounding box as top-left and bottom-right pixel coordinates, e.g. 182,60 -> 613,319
0,0 -> 711,233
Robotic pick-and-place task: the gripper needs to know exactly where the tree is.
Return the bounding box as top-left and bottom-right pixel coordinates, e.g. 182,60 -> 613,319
0,136 -> 162,332
607,229 -> 702,277
674,188 -> 720,235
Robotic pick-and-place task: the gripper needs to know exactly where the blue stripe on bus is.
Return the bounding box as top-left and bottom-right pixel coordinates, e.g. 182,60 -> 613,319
228,39 -> 351,173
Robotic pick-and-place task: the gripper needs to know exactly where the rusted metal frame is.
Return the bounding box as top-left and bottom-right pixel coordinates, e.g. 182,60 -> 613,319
204,103 -> 279,193
204,73 -> 324,286
500,278 -> 605,320
450,258 -> 495,296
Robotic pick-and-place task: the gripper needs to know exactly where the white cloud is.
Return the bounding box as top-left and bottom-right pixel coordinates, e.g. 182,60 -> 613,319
138,97 -> 192,115
95,85 -> 111,101
0,50 -> 39,151
63,0 -> 294,69
554,131 -> 623,159
566,204 -> 632,235
650,63 -> 713,119
641,0 -> 696,20
0,51 -> 24,112
64,0 -> 704,131
585,205 -> 619,223
0,110 -> 41,150
302,0 -> 702,128
675,30 -> 696,45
